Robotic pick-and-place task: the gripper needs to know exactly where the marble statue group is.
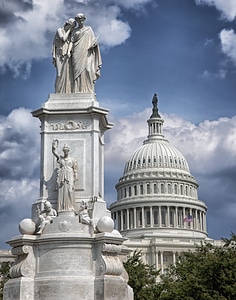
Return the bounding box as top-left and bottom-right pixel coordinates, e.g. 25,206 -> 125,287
52,13 -> 102,93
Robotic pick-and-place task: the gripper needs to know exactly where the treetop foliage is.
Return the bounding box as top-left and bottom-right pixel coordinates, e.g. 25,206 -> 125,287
124,233 -> 236,300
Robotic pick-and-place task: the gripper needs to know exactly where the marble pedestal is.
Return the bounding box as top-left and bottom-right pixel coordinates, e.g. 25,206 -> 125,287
4,211 -> 133,300
3,93 -> 133,299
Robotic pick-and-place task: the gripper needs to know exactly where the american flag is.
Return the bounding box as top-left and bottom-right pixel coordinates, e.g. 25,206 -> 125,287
183,215 -> 193,223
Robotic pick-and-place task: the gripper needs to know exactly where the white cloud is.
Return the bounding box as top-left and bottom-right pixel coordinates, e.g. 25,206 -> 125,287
163,115 -> 236,174
219,28 -> 236,65
105,109 -> 236,177
0,178 -> 39,209
0,108 -> 40,179
112,0 -> 153,9
196,0 -> 236,21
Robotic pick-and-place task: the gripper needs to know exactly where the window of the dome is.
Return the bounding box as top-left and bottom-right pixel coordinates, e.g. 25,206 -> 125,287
147,184 -> 150,194
140,185 -> 144,194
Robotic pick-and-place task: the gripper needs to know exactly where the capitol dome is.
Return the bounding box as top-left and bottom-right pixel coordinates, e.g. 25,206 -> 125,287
124,140 -> 190,175
123,97 -> 191,177
110,94 -> 208,248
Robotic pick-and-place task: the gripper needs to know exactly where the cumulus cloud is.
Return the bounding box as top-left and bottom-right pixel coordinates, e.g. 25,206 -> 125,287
219,28 -> 236,65
196,0 -> 236,21
163,114 -> 236,174
105,109 -> 236,180
0,108 -> 40,180
0,0 -> 154,78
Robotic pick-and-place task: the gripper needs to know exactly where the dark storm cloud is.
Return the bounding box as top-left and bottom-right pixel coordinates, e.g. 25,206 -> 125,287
0,0 -> 33,25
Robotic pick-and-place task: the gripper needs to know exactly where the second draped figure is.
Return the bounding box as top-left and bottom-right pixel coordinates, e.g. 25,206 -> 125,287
52,13 -> 102,94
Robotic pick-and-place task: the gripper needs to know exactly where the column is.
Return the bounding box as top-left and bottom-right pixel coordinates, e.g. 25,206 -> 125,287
155,249 -> 159,270
190,208 -> 193,229
192,209 -> 195,229
175,206 -> 178,227
150,206 -> 153,227
130,208 -> 133,229
115,211 -> 118,230
158,206 -> 161,227
183,207 -> 186,228
203,212 -> 207,232
201,211 -> 203,231
160,251 -> 164,274
173,252 -> 176,265
134,207 -> 137,229
127,208 -> 130,230
167,206 -> 170,227
142,207 -> 145,228
120,209 -> 124,231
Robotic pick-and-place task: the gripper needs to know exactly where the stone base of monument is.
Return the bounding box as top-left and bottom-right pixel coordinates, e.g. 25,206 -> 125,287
4,212 -> 133,300
3,93 -> 133,299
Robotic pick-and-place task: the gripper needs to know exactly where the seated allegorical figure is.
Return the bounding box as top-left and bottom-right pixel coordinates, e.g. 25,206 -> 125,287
36,201 -> 57,234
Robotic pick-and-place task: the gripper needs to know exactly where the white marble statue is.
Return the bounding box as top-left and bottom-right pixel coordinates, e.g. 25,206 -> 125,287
70,13 -> 102,93
79,200 -> 93,224
36,201 -> 57,234
52,140 -> 78,212
52,18 -> 76,93
52,13 -> 102,94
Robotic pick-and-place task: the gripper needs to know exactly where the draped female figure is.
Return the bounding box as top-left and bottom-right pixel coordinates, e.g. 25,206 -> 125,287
52,18 -> 76,93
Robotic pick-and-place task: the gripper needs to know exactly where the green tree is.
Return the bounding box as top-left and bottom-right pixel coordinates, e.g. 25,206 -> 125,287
158,234 -> 236,300
124,250 -> 161,300
0,261 -> 11,300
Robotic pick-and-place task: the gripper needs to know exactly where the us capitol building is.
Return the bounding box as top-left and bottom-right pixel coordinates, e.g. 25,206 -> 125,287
110,94 -> 221,274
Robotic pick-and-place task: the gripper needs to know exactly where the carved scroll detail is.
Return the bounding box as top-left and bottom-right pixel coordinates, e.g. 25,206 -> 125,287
10,245 -> 35,278
97,243 -> 124,276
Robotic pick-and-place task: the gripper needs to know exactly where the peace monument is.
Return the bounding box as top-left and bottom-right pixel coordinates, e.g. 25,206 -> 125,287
3,13 -> 133,300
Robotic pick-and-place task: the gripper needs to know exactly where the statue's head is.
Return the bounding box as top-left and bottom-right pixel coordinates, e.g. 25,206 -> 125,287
44,201 -> 52,209
75,13 -> 86,22
62,144 -> 70,152
65,18 -> 76,28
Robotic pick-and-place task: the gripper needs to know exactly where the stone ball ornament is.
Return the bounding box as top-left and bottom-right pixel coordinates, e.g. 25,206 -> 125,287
96,216 -> 114,233
19,218 -> 36,235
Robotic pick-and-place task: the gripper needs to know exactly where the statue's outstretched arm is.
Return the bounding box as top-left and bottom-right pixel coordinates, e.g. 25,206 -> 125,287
52,139 -> 60,160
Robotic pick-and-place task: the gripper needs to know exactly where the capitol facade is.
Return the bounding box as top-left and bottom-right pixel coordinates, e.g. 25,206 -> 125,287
110,94 -> 220,274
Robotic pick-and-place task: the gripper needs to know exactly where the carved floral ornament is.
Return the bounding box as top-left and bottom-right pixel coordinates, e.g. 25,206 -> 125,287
48,120 -> 88,131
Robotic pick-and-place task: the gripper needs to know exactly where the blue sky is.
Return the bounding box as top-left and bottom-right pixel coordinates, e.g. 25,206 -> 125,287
0,0 -> 236,248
